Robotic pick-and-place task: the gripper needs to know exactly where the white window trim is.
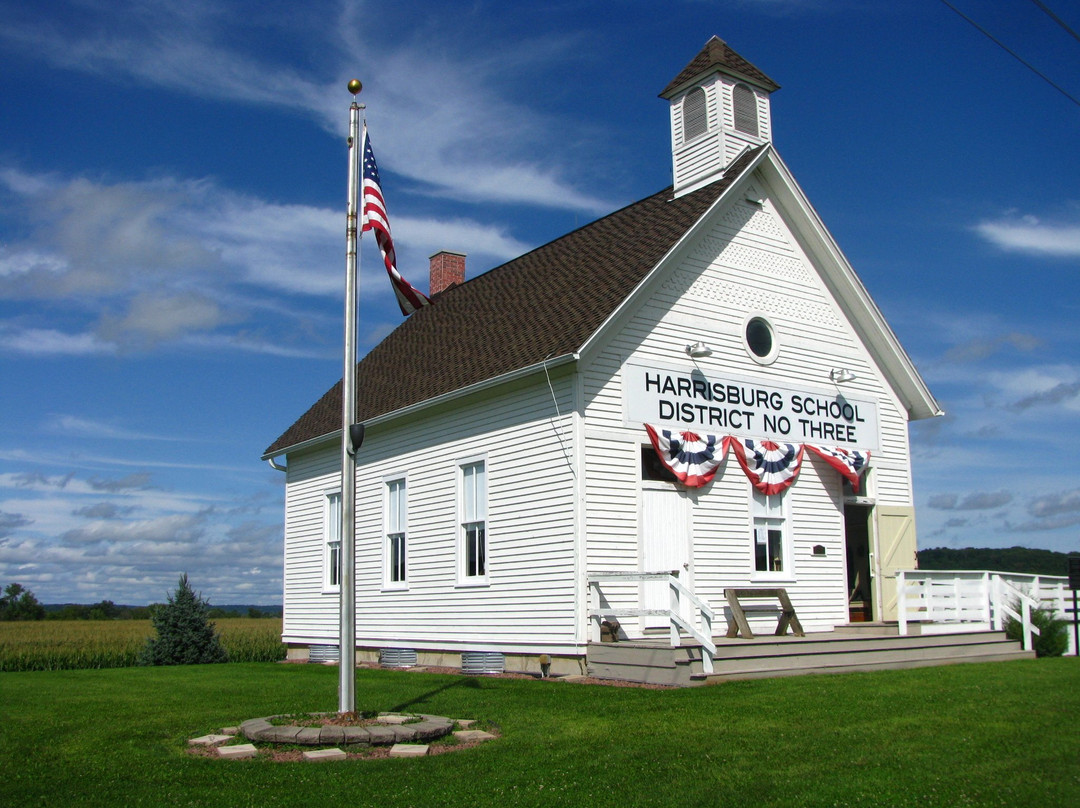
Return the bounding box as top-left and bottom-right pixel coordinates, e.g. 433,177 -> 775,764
323,489 -> 342,594
742,311 -> 780,366
383,475 -> 408,591
749,486 -> 795,582
456,454 -> 489,587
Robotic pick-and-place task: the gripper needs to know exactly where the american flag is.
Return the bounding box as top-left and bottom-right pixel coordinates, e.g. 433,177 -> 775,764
361,125 -> 430,316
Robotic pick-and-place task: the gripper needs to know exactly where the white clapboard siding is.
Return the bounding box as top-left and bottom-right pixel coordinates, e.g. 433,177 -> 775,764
281,371 -> 580,653
579,181 -> 913,632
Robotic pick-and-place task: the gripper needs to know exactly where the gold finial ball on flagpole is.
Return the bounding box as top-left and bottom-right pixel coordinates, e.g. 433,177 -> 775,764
348,79 -> 363,96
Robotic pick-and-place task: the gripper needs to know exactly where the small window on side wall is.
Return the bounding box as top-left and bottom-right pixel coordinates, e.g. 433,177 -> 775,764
682,87 -> 708,142
460,460 -> 487,582
324,491 -> 341,592
385,478 -> 407,587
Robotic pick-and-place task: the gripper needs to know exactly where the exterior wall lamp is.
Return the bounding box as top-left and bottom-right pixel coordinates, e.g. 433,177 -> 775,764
685,342 -> 713,359
830,368 -> 857,384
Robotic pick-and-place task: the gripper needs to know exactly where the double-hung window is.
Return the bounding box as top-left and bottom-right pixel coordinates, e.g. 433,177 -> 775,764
460,460 -> 487,582
385,478 -> 407,587
751,489 -> 789,576
324,491 -> 341,592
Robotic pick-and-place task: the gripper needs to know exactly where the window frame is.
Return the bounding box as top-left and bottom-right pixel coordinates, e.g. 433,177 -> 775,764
743,312 -> 779,365
457,456 -> 489,586
383,476 -> 408,590
750,487 -> 793,581
323,489 -> 342,594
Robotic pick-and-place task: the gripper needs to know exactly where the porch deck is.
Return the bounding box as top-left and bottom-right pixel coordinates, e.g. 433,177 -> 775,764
585,624 -> 1033,687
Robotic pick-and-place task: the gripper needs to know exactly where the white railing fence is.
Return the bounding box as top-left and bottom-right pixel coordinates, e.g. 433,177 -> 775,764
588,571 -> 716,674
896,570 -> 1075,656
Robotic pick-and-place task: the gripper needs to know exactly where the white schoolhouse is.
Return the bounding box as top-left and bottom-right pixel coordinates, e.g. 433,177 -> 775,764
264,37 -> 943,677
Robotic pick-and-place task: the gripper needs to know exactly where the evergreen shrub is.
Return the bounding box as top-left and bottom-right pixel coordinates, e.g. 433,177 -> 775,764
1005,602 -> 1070,657
138,574 -> 228,665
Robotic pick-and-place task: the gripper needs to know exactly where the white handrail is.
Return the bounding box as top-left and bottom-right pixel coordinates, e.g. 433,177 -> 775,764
994,578 -> 1041,652
896,569 -> 1070,654
588,571 -> 716,674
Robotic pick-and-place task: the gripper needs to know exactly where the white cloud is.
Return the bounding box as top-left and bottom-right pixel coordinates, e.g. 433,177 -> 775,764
0,326 -> 113,356
975,215 -> 1080,257
0,0 -> 614,215
45,415 -> 182,442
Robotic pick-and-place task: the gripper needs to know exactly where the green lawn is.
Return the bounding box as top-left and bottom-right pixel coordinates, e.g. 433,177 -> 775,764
2,659 -> 1077,807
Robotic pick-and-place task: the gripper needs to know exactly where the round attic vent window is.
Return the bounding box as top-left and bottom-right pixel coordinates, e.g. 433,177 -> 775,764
744,315 -> 777,364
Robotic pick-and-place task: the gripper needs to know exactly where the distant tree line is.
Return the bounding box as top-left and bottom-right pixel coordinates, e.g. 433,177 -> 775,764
0,582 -> 280,621
918,546 -> 1079,577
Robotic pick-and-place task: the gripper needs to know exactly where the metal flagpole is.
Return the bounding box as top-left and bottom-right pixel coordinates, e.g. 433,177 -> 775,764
339,78 -> 363,714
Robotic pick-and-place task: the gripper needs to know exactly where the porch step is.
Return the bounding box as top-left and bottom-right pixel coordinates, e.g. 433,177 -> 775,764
586,630 -> 1033,687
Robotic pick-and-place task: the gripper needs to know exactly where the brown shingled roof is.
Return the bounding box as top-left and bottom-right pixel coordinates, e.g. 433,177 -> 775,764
660,36 -> 779,98
263,147 -> 764,457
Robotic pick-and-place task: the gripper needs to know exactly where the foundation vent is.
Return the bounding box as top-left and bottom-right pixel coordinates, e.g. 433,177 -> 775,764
308,644 -> 340,663
461,651 -> 505,674
380,648 -> 418,668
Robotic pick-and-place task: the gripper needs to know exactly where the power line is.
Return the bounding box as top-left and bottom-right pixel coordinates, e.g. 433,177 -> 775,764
938,0 -> 1080,108
1029,0 -> 1080,47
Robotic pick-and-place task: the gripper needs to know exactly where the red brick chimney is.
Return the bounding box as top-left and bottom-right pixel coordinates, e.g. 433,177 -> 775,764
429,250 -> 466,297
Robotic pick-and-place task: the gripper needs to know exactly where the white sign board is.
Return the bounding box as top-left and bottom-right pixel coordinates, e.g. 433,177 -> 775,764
624,362 -> 880,452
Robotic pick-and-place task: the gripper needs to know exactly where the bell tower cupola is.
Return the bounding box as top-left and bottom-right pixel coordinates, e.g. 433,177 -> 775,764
660,37 -> 779,198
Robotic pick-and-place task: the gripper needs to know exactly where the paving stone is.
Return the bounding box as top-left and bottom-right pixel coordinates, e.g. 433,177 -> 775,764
189,734 -> 232,746
220,727 -> 240,736
377,713 -> 413,724
341,726 -> 372,745
319,725 -> 346,745
455,719 -> 477,728
304,748 -> 347,762
295,727 -> 324,746
410,721 -> 453,742
217,744 -> 258,760
394,724 -> 421,742
389,744 -> 429,758
261,725 -> 303,743
240,718 -> 273,740
365,725 -> 397,745
454,730 -> 496,742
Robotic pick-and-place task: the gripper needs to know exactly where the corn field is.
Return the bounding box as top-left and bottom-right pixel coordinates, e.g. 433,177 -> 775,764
0,618 -> 286,671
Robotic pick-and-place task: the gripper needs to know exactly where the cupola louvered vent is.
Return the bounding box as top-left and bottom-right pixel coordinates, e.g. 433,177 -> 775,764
682,87 -> 708,142
733,84 -> 758,136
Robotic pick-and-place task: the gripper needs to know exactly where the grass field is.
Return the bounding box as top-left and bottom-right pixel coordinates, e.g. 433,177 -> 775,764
0,618 -> 285,671
1,658 -> 1077,807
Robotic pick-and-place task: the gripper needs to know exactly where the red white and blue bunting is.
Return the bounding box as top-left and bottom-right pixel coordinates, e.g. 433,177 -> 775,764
644,425 -> 730,488
804,444 -> 870,493
644,424 -> 871,493
729,438 -> 804,495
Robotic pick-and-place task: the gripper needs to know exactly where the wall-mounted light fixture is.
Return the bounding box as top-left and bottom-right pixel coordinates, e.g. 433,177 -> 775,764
829,368 -> 856,384
685,342 -> 713,359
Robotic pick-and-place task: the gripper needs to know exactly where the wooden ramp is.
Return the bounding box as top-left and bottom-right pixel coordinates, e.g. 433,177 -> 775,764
586,626 -> 1034,687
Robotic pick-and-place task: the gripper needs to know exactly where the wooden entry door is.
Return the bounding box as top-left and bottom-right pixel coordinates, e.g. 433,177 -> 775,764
844,504 -> 873,622
641,485 -> 693,630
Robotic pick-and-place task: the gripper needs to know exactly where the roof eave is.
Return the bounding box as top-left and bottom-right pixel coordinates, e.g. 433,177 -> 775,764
261,351 -> 580,460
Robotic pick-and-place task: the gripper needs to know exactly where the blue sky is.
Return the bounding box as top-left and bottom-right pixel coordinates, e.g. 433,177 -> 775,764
1,0 -> 1078,605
